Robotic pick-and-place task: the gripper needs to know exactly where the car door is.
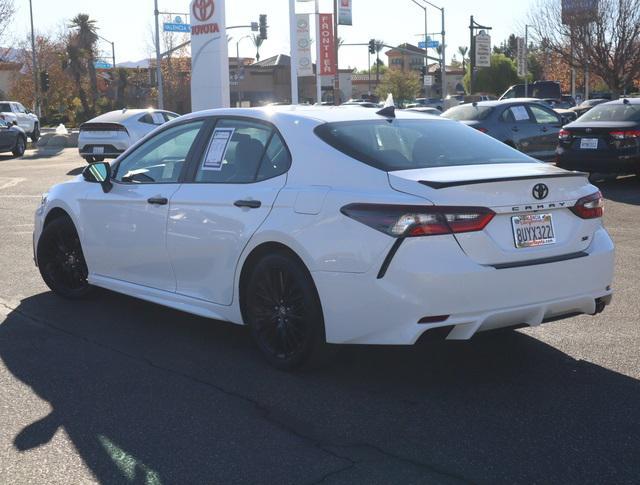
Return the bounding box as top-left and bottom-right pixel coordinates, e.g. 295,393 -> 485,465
167,117 -> 290,305
79,119 -> 206,291
527,104 -> 563,161
12,103 -> 30,132
499,104 -> 539,157
0,120 -> 16,151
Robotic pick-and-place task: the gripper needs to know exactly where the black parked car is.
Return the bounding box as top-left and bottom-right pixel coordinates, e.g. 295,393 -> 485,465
556,98 -> 640,176
570,98 -> 609,118
441,99 -> 564,161
0,119 -> 27,157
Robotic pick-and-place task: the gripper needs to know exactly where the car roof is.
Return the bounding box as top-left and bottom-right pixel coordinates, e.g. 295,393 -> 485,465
178,105 -> 448,124
457,98 -> 548,108
604,98 -> 640,105
86,109 -> 174,123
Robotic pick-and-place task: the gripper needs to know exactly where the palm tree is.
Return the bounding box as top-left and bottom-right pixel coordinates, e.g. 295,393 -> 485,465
374,39 -> 384,85
65,35 -> 91,119
251,34 -> 264,62
69,14 -> 99,104
458,46 -> 469,71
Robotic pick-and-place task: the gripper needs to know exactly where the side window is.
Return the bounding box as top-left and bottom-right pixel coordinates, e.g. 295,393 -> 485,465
501,105 -> 532,123
15,103 -> 26,113
163,112 -> 179,122
114,120 -> 203,183
529,105 -> 561,125
256,133 -> 291,181
195,118 -> 272,183
138,112 -> 166,126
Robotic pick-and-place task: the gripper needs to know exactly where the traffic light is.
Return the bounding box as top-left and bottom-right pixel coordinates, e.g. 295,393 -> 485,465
40,71 -> 50,92
368,39 -> 375,54
434,69 -> 442,85
259,14 -> 267,40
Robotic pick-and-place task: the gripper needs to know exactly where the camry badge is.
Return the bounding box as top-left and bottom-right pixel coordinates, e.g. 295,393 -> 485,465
532,183 -> 549,200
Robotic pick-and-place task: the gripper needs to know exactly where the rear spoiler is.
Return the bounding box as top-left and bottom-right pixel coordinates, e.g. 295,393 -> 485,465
419,172 -> 588,189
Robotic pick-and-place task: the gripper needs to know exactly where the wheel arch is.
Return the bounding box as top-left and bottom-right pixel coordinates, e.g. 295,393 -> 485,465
238,241 -> 322,328
43,206 -> 73,228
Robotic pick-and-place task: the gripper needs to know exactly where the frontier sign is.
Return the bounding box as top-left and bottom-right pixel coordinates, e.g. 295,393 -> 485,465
190,0 -> 230,110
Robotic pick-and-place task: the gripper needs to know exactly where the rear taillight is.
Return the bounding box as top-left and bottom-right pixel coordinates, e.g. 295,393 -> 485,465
610,130 -> 640,140
570,191 -> 604,219
341,204 -> 495,238
475,127 -> 488,133
559,129 -> 572,140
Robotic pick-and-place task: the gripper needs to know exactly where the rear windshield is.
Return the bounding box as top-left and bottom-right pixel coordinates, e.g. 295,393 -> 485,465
579,104 -> 640,122
441,105 -> 494,121
314,119 -> 536,171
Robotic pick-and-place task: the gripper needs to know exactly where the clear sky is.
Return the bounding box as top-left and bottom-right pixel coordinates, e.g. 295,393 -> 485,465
9,0 -> 534,69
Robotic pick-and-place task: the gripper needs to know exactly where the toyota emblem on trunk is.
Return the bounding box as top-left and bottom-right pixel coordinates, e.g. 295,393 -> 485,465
532,183 -> 549,200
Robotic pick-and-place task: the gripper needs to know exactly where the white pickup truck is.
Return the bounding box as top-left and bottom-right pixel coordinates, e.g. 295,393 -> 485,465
0,101 -> 40,142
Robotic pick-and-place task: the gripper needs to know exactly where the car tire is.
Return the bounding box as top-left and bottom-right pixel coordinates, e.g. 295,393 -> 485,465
12,136 -> 26,157
37,216 -> 93,299
84,156 -> 96,164
244,252 -> 328,370
30,124 -> 40,143
94,156 -> 105,162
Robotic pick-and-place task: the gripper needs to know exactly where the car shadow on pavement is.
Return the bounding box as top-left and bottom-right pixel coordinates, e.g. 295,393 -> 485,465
596,175 -> 640,206
1,290 -> 638,484
19,146 -> 66,160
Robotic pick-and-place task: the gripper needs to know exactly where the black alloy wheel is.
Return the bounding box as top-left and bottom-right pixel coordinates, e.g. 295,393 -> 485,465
12,136 -> 25,157
84,156 -> 96,164
245,253 -> 326,370
37,217 -> 93,299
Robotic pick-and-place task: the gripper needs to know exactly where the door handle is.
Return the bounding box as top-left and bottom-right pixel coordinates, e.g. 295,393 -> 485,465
234,199 -> 261,209
541,126 -> 549,132
147,196 -> 168,205
511,126 -> 519,132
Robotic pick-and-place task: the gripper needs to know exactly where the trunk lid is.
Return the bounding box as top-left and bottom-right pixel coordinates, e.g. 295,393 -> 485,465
388,163 -> 599,266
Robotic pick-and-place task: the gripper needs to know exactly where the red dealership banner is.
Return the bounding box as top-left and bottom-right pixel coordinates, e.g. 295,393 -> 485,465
318,13 -> 336,76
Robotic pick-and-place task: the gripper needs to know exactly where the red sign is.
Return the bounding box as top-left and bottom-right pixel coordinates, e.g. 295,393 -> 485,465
318,13 -> 335,76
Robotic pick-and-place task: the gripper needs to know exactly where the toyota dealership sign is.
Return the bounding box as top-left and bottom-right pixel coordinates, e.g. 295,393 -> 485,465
190,0 -> 230,110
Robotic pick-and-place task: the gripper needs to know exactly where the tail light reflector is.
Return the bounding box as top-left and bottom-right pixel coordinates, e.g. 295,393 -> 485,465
570,191 -> 604,219
610,130 -> 640,140
559,129 -> 572,140
341,204 -> 495,238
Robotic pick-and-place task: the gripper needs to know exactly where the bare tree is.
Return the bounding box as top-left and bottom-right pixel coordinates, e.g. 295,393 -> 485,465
0,0 -> 15,42
529,0 -> 640,96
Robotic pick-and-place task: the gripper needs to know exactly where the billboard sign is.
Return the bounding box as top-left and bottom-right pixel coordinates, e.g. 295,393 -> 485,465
338,0 -> 352,25
296,14 -> 313,77
516,36 -> 527,77
190,0 -> 230,110
318,13 -> 336,76
562,0 -> 598,25
475,32 -> 491,68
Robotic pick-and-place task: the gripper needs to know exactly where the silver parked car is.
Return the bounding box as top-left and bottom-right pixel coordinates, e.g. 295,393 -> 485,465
78,108 -> 179,163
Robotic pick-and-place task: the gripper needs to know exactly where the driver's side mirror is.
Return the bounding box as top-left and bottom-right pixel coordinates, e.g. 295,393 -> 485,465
82,162 -> 113,193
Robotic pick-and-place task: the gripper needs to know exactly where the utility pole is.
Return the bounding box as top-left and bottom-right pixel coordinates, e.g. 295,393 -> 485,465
29,0 -> 40,116
154,0 -> 164,109
440,7 -> 446,100
524,25 -> 529,97
333,0 -> 339,105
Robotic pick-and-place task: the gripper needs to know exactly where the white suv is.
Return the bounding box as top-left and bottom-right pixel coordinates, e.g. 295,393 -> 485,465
0,101 -> 40,142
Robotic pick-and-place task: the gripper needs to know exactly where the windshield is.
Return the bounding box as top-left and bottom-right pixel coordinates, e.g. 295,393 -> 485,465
441,105 -> 494,121
578,103 -> 640,122
314,119 -> 536,171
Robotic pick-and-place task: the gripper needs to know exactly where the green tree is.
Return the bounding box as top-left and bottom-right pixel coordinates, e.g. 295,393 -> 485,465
251,34 -> 264,62
376,68 -> 421,104
457,46 -> 469,71
65,35 -> 91,119
493,34 -> 518,59
69,14 -> 99,104
463,53 -> 520,95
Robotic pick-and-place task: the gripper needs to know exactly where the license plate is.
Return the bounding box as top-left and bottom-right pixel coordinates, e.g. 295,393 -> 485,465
93,146 -> 104,154
580,138 -> 598,149
511,213 -> 556,249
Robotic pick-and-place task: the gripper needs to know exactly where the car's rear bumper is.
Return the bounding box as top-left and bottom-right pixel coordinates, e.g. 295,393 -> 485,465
556,150 -> 640,174
79,144 -> 126,159
313,228 -> 614,345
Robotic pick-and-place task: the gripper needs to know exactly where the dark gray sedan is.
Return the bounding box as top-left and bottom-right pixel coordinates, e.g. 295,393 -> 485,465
0,119 -> 26,157
441,99 -> 564,162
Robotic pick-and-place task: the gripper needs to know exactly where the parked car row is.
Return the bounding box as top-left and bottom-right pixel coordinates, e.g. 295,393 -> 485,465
440,97 -> 640,178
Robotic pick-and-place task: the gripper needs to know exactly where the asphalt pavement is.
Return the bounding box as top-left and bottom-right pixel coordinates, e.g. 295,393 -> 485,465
0,148 -> 639,484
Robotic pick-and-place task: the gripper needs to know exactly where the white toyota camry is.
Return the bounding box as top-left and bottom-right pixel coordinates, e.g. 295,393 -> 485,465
34,105 -> 614,369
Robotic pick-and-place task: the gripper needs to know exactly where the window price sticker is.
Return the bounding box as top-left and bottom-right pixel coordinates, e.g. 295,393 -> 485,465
202,128 -> 235,171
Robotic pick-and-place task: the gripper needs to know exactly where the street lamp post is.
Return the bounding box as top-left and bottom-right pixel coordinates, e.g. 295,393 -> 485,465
154,0 -> 164,109
410,0 -> 428,96
415,0 -> 445,100
236,34 -> 251,106
28,0 -> 40,116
